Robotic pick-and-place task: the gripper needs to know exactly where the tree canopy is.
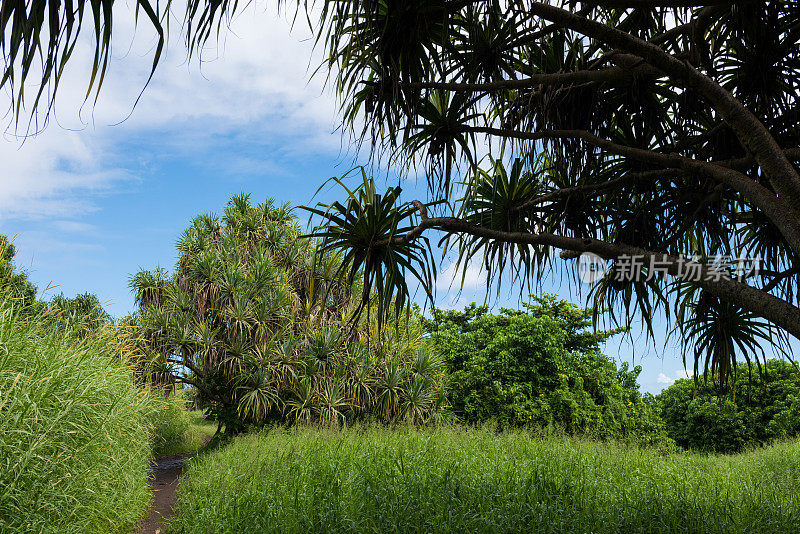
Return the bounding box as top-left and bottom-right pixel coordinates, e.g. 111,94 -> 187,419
657,359 -> 800,452
0,235 -> 38,313
304,1 -> 800,384
4,2 -> 800,382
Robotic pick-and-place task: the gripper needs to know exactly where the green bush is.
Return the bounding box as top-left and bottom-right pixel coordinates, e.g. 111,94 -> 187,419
657,359 -> 800,453
169,427 -> 800,533
0,235 -> 39,315
47,292 -> 112,337
150,391 -> 217,457
423,296 -> 670,445
0,305 -> 152,533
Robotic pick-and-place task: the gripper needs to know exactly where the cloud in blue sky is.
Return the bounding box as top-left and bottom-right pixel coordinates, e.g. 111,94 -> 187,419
1,4 -> 339,222
657,373 -> 674,385
657,369 -> 693,386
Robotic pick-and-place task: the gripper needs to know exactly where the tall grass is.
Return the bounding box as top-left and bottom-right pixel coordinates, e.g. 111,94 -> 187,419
150,391 -> 216,457
0,305 -> 152,533
171,426 -> 800,533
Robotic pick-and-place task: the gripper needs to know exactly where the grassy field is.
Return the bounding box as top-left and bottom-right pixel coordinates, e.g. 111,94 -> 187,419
0,306 -> 152,533
170,426 -> 800,534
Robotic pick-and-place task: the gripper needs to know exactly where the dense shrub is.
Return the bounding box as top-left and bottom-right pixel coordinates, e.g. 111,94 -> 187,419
0,305 -> 152,533
657,359 -> 800,453
47,292 -> 113,336
169,427 -> 800,534
0,235 -> 40,315
149,390 -> 217,457
423,296 -> 670,444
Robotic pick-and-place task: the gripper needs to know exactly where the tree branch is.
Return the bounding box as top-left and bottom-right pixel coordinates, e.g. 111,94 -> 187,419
513,169 -> 681,212
523,2 -> 800,216
398,208 -> 800,338
590,0 -> 751,7
459,125 -> 800,256
400,65 -> 650,92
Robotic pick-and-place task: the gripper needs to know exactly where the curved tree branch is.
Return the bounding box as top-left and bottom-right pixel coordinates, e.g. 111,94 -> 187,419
459,125 -> 800,256
395,207 -> 800,338
523,1 -> 800,215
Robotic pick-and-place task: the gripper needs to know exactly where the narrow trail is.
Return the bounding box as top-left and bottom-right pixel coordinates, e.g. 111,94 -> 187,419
136,455 -> 191,534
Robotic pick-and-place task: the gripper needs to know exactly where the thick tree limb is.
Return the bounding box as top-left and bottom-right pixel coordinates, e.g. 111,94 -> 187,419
398,207 -> 800,338
460,125 -> 800,256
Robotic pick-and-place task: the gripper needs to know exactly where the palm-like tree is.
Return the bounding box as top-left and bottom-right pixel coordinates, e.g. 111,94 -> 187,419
376,360 -> 407,420
129,194 -> 446,432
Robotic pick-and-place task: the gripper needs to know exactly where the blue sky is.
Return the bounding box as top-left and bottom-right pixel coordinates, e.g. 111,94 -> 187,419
0,5 -> 693,393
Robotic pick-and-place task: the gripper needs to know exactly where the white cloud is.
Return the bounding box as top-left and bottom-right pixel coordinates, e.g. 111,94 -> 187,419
0,129 -> 130,220
430,259 -> 491,311
52,220 -> 97,234
657,372 -> 675,385
656,369 -> 692,386
436,260 -> 484,293
1,4 -> 340,222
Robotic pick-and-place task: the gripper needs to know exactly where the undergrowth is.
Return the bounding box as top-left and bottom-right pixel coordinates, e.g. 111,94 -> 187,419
150,392 -> 216,457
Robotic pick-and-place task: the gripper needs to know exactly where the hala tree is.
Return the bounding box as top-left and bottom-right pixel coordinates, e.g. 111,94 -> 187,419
48,293 -> 112,336
2,235 -> 112,332
128,194 -> 446,432
5,2 -> 800,382
303,1 -> 800,385
0,235 -> 39,313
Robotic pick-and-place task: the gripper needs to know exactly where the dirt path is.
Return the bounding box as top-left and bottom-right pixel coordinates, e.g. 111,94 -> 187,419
136,455 -> 191,534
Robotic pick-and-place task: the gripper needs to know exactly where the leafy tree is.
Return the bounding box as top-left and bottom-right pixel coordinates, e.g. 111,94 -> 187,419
6,2 -> 800,381
1,235 -> 112,332
301,2 -> 800,386
657,359 -> 800,453
0,234 -> 39,313
47,292 -> 112,336
423,295 -> 671,446
128,194 -> 447,432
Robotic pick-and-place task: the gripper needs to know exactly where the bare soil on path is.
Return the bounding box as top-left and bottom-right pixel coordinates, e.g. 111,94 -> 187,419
136,455 -> 190,534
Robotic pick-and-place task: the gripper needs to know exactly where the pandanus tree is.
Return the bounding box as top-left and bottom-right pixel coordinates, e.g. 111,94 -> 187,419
128,194 -> 446,432
301,1 -> 800,386
47,292 -> 112,336
5,1 -> 800,384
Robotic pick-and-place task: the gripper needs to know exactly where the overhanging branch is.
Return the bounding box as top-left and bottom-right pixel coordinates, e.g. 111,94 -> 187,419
459,125 -> 800,256
396,207 -> 800,338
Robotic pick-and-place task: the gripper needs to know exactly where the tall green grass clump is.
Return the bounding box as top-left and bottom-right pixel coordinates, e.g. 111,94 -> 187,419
0,305 -> 152,533
171,426 -> 800,533
150,391 -> 216,457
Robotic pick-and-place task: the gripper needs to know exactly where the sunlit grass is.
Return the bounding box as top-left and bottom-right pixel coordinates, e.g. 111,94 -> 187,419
171,426 -> 800,533
150,392 -> 217,457
0,305 -> 152,533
